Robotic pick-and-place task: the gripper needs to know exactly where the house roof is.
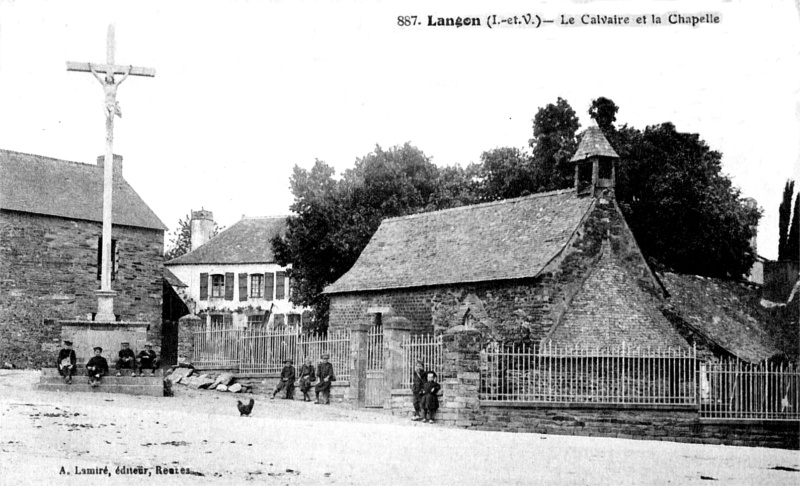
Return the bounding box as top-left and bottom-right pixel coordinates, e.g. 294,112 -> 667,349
660,272 -> 783,363
548,251 -> 688,350
165,216 -> 286,265
164,268 -> 187,287
324,189 -> 594,294
570,126 -> 619,162
0,149 -> 166,231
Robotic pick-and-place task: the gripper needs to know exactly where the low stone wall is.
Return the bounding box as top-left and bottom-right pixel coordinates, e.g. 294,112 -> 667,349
471,404 -> 798,450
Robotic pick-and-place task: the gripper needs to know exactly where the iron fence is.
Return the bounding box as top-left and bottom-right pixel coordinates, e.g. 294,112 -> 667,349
699,360 -> 799,420
401,334 -> 443,388
480,342 -> 697,404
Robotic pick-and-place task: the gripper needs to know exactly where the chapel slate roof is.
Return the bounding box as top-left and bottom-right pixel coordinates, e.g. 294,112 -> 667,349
165,216 -> 286,265
660,272 -> 783,363
0,149 -> 166,231
324,189 -> 594,294
570,126 -> 619,162
548,251 -> 688,350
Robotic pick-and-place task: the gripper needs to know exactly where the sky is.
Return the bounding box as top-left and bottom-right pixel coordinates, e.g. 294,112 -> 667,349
0,0 -> 798,260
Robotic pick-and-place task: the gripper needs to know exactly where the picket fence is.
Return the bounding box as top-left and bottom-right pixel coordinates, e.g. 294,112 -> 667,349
191,326 -> 350,381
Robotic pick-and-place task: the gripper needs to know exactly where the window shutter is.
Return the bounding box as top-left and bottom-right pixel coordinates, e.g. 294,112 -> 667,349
224,272 -> 234,300
199,273 -> 209,300
276,271 -> 286,300
238,273 -> 248,301
265,273 -> 275,300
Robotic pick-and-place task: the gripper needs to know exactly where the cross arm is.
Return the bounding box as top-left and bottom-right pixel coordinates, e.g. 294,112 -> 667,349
66,62 -> 156,77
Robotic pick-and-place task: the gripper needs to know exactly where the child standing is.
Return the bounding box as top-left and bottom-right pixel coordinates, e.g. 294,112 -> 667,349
272,359 -> 296,399
421,371 -> 441,423
411,360 -> 426,421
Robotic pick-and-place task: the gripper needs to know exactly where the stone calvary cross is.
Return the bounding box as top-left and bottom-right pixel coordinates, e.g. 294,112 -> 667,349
67,24 -> 155,321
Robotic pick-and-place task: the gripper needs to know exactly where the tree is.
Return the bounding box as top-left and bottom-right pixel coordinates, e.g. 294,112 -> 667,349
528,97 -> 581,192
470,147 -> 534,201
164,213 -> 223,260
588,96 -> 619,134
778,180 -> 795,260
273,143 -> 474,332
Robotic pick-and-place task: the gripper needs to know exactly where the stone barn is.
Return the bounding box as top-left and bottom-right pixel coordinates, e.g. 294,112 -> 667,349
0,150 -> 166,368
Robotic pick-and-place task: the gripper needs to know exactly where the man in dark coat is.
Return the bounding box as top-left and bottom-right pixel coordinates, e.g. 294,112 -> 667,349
298,357 -> 316,402
272,359 -> 296,399
410,360 -> 426,421
136,342 -> 159,376
56,340 -> 77,384
314,354 -> 336,405
115,342 -> 136,376
86,347 -> 109,387
421,371 -> 441,423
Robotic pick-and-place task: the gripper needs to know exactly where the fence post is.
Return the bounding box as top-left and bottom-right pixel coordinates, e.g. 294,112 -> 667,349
177,314 -> 203,364
349,323 -> 370,407
383,315 -> 413,407
441,326 -> 482,427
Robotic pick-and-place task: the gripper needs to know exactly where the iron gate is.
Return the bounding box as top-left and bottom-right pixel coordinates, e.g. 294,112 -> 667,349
365,325 -> 385,407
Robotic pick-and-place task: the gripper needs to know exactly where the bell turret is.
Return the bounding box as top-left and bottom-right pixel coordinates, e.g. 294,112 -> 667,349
571,122 -> 619,197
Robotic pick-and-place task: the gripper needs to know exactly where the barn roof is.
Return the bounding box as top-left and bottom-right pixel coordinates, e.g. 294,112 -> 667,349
570,125 -> 619,162
0,149 -> 166,231
660,272 -> 783,363
324,189 -> 594,294
165,216 -> 286,265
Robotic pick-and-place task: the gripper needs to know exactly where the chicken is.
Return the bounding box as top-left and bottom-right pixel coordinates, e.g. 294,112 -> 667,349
237,398 -> 255,417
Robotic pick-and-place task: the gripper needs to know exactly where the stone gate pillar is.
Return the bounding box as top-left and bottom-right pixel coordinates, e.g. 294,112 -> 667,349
383,315 -> 413,406
177,314 -> 202,363
440,326 -> 482,427
348,323 -> 370,407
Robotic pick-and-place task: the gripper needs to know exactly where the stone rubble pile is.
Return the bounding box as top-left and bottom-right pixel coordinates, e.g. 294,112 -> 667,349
164,365 -> 252,394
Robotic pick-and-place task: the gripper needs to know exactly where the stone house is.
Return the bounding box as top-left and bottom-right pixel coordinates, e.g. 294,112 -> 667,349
165,212 -> 306,329
0,150 -> 166,367
324,127 -> 783,363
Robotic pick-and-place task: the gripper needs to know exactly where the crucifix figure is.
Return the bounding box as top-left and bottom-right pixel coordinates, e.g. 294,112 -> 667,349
67,24 -> 155,321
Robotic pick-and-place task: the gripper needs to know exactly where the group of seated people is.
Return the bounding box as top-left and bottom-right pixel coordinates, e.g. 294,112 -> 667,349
56,340 -> 159,386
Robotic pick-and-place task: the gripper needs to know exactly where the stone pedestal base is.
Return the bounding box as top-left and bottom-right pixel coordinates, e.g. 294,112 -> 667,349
95,289 -> 118,322
60,320 -> 150,364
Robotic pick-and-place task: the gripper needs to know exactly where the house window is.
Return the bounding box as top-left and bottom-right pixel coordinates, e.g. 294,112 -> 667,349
210,314 -> 225,328
96,237 -> 118,281
250,274 -> 264,298
247,314 -> 264,327
211,274 -> 225,298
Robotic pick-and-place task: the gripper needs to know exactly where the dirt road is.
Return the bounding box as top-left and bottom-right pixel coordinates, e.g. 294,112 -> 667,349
0,371 -> 797,485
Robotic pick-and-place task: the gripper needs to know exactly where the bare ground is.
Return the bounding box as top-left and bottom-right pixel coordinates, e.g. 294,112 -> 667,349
0,371 -> 798,485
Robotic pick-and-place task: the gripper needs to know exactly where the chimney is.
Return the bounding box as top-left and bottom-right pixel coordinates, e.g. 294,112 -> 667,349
190,210 -> 214,251
570,122 -> 619,198
96,154 -> 124,181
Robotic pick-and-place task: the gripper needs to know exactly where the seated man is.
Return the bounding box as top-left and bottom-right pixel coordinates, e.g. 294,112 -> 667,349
86,347 -> 109,387
136,342 -> 159,376
56,340 -> 76,384
115,341 -> 136,376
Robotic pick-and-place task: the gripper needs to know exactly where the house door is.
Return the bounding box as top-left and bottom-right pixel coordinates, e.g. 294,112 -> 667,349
365,323 -> 385,408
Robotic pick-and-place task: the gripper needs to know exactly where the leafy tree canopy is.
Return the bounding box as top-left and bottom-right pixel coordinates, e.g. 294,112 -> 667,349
273,143 -> 476,332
